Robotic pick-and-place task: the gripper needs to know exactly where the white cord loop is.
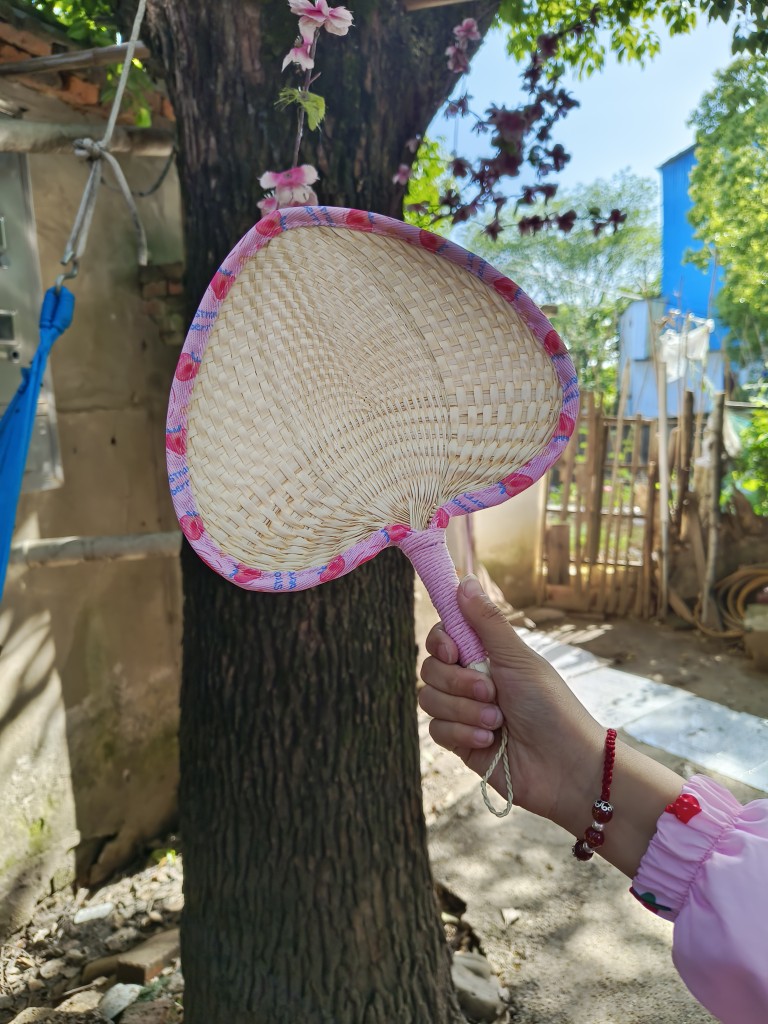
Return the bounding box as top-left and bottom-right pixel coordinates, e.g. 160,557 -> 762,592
58,0 -> 149,277
469,659 -> 514,817
480,723 -> 513,817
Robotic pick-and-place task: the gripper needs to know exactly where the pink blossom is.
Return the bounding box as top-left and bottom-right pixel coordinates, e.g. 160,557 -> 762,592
257,196 -> 280,214
289,0 -> 353,37
259,165 -> 320,211
445,44 -> 470,74
259,165 -> 319,190
282,25 -> 316,71
453,18 -> 480,42
392,164 -> 412,186
285,186 -> 319,207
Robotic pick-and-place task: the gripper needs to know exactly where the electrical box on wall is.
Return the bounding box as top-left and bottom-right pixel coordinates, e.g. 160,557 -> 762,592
0,149 -> 64,491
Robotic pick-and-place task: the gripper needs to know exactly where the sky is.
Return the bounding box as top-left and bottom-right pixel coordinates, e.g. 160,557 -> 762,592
429,16 -> 735,192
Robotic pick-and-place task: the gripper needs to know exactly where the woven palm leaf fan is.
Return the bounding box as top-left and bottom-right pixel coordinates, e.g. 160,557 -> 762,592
167,206 -> 578,815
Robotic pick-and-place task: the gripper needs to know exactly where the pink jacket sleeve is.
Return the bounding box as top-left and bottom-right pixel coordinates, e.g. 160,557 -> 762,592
631,774 -> 768,1023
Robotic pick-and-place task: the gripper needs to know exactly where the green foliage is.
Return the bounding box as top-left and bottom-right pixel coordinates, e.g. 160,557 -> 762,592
15,0 -> 154,125
497,0 -> 696,77
461,171 -> 661,402
403,138 -> 456,235
731,387 -> 768,515
17,0 -> 117,46
497,1 -> 768,78
276,88 -> 327,131
688,56 -> 768,363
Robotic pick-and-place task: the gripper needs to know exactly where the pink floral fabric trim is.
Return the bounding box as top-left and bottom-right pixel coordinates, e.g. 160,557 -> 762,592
166,206 -> 579,592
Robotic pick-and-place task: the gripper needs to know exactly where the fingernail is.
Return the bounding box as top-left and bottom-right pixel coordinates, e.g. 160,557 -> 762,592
461,574 -> 483,598
480,706 -> 502,728
438,642 -> 451,662
473,678 -> 492,700
474,728 -> 494,745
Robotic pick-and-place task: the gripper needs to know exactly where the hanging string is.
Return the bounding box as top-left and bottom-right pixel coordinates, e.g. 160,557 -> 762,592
100,144 -> 177,199
57,0 -> 150,287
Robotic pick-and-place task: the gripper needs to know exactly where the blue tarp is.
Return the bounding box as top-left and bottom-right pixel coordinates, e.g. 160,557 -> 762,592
0,286 -> 74,600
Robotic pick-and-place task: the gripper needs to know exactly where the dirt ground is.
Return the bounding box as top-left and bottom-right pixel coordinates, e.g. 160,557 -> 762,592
1,593 -> 764,1023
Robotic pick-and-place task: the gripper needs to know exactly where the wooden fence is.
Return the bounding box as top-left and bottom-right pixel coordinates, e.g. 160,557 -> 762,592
537,390 -> 708,618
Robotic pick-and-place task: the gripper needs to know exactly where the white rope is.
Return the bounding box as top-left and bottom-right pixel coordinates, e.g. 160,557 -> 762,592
480,724 -> 514,818
58,0 -> 149,285
469,659 -> 514,817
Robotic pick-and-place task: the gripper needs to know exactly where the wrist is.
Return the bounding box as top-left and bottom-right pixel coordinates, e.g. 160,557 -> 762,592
597,741 -> 684,877
549,713 -> 607,837
557,729 -> 685,878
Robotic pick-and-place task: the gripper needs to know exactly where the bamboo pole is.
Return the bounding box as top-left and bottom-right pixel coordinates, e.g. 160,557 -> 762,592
638,430 -> 659,618
573,399 -> 588,596
599,363 -> 630,610
558,427 -> 577,523
676,390 -> 695,534
537,470 -> 551,603
700,393 -> 726,629
617,414 -> 643,615
587,421 -> 607,600
0,120 -> 174,156
0,40 -> 150,77
656,357 -> 670,619
9,531 -> 181,568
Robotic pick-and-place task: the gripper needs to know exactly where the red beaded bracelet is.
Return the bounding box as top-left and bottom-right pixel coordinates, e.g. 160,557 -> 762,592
572,728 -> 617,862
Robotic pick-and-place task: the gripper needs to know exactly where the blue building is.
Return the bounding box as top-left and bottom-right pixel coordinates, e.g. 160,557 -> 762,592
619,145 -> 726,417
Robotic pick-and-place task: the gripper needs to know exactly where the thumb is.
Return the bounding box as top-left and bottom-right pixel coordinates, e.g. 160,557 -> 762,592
458,574 -> 532,667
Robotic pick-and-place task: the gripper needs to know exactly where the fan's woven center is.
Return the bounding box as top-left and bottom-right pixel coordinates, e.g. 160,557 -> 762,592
186,227 -> 561,569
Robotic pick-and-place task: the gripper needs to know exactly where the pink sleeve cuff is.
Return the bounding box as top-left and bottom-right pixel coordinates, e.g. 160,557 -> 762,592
630,774 -> 744,922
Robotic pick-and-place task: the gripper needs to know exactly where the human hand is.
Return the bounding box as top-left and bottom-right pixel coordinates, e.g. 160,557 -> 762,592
418,575 -> 606,834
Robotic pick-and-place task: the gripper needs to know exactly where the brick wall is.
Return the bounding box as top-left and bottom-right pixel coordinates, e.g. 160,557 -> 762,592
139,263 -> 186,347
0,15 -> 174,121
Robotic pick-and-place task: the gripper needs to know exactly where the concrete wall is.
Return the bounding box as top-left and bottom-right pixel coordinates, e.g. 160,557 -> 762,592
471,481 -> 546,608
0,84 -> 183,934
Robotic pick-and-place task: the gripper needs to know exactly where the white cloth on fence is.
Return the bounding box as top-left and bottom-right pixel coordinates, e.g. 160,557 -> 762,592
659,321 -> 713,382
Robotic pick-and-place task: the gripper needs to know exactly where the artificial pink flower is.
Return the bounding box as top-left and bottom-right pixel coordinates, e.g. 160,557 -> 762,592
284,186 -> 319,207
289,0 -> 353,37
259,165 -> 320,210
259,165 -> 319,190
392,164 -> 412,186
257,196 -> 280,214
453,18 -> 480,42
446,44 -> 470,74
282,25 -> 316,71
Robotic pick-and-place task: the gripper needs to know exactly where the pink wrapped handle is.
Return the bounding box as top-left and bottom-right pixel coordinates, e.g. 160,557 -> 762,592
397,528 -> 485,667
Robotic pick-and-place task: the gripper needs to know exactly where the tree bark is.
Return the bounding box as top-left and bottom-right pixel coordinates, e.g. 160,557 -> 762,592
144,2 -> 497,1020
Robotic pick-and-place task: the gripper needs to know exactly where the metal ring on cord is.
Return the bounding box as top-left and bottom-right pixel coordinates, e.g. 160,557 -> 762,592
55,259 -> 79,293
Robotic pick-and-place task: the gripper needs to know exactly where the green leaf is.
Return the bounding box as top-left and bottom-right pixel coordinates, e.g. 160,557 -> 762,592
299,91 -> 326,131
135,106 -> 153,129
276,87 -> 304,111
276,88 -> 326,131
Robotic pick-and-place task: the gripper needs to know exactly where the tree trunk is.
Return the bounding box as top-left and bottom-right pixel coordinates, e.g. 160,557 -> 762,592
145,2 -> 497,1020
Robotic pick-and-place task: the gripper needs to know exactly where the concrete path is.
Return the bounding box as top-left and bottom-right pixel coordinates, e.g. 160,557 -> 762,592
523,627 -> 768,793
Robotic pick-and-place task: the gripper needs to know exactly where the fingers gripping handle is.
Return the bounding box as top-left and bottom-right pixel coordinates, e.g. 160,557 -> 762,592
397,528 -> 513,817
